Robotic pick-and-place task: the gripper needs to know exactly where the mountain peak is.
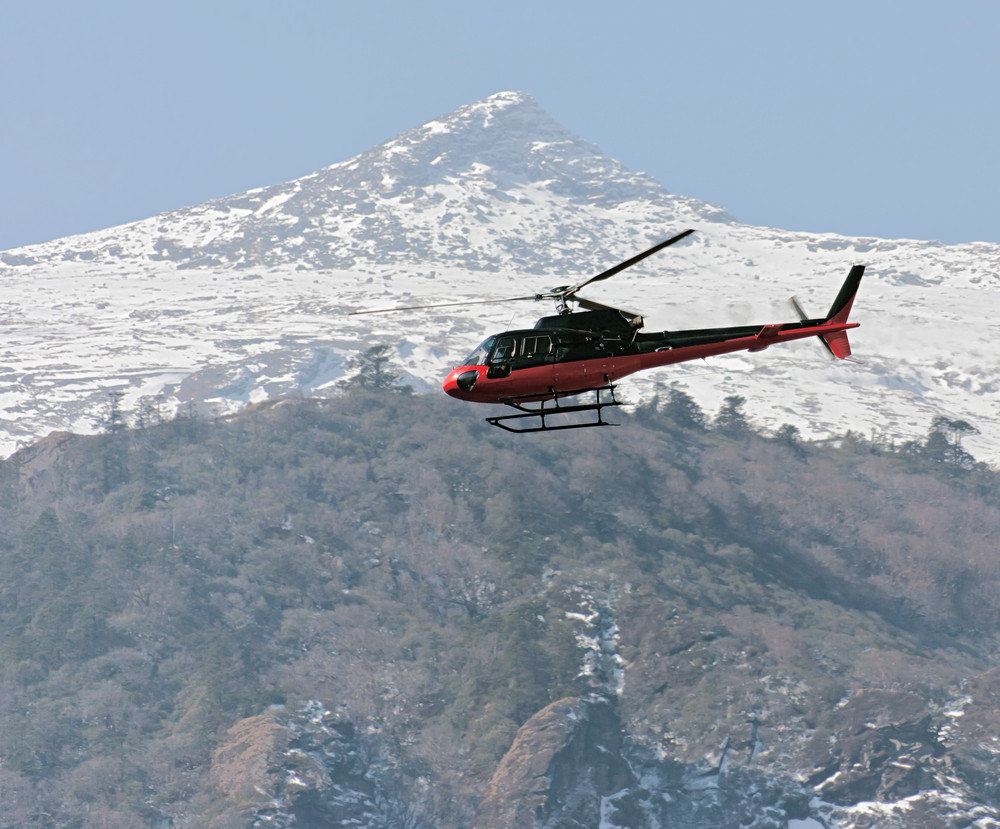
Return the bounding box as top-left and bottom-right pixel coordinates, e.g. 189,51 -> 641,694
428,90 -> 549,126
329,88 -> 579,186
407,89 -> 567,145
337,88 -> 638,199
5,90 -> 723,275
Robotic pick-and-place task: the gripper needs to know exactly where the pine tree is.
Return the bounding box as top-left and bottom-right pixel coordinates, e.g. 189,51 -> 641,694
714,394 -> 750,435
341,345 -> 412,392
663,383 -> 705,430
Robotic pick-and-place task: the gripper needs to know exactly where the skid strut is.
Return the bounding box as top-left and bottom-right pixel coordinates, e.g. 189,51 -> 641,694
486,383 -> 623,433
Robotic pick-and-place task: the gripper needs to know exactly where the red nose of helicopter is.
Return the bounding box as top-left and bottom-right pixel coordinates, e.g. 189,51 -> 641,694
443,367 -> 481,400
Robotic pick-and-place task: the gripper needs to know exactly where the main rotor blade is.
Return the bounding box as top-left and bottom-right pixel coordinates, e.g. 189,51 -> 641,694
349,295 -> 539,315
351,228 -> 695,316
567,228 -> 695,295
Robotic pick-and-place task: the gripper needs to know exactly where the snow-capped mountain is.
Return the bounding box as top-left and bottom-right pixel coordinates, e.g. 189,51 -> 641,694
2,90 -> 998,461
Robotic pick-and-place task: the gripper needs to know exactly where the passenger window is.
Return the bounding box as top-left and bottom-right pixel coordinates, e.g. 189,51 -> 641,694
520,335 -> 552,359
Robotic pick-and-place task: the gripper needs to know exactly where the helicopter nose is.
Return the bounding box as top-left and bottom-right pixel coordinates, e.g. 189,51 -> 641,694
443,368 -> 479,398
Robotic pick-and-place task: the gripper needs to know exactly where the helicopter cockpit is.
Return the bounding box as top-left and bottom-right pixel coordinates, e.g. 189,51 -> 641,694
463,333 -> 554,367
462,336 -> 496,366
462,329 -> 625,374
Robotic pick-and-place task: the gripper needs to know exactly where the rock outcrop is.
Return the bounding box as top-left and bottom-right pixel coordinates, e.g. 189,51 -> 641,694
470,697 -> 631,829
803,689 -> 942,804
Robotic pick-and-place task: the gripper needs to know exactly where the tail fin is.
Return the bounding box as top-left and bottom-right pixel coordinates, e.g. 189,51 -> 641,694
820,265 -> 865,358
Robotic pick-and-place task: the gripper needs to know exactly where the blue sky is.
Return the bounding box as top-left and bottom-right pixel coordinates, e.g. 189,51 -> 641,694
2,1 -> 998,251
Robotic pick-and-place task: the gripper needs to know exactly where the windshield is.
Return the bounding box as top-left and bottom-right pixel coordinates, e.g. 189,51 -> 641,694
462,336 -> 495,366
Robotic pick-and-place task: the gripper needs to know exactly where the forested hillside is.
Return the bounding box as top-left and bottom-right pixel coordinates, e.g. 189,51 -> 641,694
1,387 -> 998,827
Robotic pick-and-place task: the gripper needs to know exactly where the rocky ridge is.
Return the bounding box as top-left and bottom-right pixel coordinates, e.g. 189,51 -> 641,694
213,600 -> 1000,828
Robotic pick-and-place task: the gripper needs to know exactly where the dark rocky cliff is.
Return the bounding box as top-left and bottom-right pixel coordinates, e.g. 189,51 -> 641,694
213,674 -> 1000,828
470,697 -> 630,829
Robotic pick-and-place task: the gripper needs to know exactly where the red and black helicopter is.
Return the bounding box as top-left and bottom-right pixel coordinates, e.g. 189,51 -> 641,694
357,229 -> 864,432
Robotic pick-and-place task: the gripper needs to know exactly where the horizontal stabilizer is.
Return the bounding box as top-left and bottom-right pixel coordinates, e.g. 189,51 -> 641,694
823,329 -> 853,359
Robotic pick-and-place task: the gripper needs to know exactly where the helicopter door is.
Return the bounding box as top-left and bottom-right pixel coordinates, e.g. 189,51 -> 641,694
486,336 -> 516,379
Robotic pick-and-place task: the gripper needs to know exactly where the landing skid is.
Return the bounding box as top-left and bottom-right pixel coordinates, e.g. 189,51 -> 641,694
486,384 -> 623,433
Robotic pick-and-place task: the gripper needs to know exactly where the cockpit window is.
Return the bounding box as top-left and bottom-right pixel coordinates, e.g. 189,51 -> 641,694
489,336 -> 517,364
462,336 -> 495,366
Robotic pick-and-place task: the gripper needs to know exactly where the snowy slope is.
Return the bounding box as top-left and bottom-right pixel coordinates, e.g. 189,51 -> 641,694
1,91 -> 998,462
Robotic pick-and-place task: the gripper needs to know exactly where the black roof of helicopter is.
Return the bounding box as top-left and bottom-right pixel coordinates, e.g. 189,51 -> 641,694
532,308 -> 642,336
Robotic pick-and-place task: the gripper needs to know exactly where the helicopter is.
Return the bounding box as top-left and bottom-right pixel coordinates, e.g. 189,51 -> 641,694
354,229 -> 865,432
